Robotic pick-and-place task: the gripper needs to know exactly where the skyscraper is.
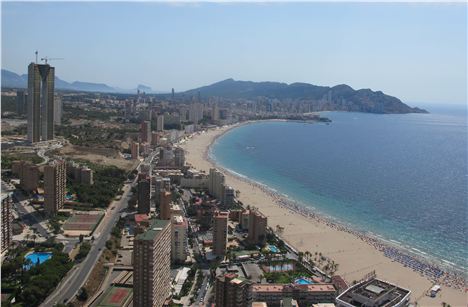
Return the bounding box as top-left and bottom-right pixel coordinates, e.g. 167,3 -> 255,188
133,219 -> 171,307
171,215 -> 188,263
174,147 -> 185,167
44,160 -> 66,216
159,190 -> 172,220
27,63 -> 55,143
209,168 -> 225,200
140,121 -> 151,143
1,192 -> 13,253
247,209 -> 268,246
213,210 -> 229,257
156,114 -> 164,132
138,177 -> 151,214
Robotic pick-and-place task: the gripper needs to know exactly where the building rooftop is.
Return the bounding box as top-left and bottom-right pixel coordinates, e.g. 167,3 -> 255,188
252,283 -> 336,293
135,219 -> 170,241
336,278 -> 411,307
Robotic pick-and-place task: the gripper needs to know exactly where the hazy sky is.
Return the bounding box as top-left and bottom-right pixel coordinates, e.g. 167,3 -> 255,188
2,2 -> 466,104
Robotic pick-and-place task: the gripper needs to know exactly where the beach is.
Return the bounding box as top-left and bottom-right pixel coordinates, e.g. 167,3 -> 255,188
180,124 -> 466,306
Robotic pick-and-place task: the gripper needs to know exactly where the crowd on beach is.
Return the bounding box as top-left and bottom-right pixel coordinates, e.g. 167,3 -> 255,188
252,178 -> 466,291
199,138 -> 467,292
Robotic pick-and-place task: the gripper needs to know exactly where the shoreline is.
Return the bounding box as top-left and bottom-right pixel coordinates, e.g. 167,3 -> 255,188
181,122 -> 466,306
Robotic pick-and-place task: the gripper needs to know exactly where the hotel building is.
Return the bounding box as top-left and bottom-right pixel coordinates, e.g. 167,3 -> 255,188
133,219 -> 171,307
44,160 -> 66,215
212,210 -> 229,257
171,215 -> 188,263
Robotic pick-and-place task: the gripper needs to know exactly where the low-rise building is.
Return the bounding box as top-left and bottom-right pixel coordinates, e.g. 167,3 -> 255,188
252,283 -> 337,307
335,278 -> 410,307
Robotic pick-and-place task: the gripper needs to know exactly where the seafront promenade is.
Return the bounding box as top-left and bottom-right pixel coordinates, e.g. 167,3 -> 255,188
181,124 -> 467,306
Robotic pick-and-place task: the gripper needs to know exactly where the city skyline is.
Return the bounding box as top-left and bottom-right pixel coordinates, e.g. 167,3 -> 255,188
2,2 -> 466,105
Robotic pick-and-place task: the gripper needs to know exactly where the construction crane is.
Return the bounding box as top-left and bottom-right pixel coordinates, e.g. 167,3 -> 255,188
40,56 -> 64,64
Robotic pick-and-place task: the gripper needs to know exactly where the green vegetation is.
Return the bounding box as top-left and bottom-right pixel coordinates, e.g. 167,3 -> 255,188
1,243 -> 73,307
56,123 -> 138,148
75,242 -> 91,262
1,154 -> 43,170
1,96 -> 16,114
67,162 -> 126,208
63,104 -> 117,121
262,261 -> 313,284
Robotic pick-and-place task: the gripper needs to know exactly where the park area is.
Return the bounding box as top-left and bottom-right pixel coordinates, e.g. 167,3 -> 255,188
96,286 -> 133,307
63,212 -> 104,236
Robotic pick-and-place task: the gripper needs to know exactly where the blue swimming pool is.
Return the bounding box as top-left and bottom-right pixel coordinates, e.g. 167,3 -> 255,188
24,252 -> 52,270
269,245 -> 279,253
294,277 -> 314,285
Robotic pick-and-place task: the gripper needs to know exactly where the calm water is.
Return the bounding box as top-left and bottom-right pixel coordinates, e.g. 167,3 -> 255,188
211,105 -> 467,270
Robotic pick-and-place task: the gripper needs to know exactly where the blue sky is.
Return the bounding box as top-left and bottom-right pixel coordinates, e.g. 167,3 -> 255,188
2,2 -> 466,104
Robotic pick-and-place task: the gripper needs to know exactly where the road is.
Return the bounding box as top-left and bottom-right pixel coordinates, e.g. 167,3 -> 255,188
41,179 -> 136,306
14,196 -> 50,239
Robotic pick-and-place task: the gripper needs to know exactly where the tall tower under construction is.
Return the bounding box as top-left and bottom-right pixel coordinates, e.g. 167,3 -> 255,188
27,62 -> 55,143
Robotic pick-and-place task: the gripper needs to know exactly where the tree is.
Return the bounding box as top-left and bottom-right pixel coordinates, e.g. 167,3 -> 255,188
77,287 -> 88,301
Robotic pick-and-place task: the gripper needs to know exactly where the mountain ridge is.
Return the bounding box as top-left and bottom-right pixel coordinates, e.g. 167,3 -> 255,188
183,78 -> 428,114
1,69 -> 155,94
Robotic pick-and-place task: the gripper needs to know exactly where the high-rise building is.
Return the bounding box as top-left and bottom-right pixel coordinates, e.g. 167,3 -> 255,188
44,160 -> 66,215
27,63 -> 55,143
140,121 -> 151,143
215,273 -> 252,307
1,192 -> 13,253
174,147 -> 185,168
223,185 -> 235,208
54,94 -> 62,125
188,103 -> 203,124
12,161 -> 39,192
151,132 -> 160,146
212,210 -> 229,257
156,114 -> 164,132
138,177 -> 151,214
131,141 -> 140,160
171,215 -> 188,263
209,168 -> 225,200
247,209 -> 268,245
133,219 -> 171,307
159,190 -> 172,220
16,90 -> 27,115
212,104 -> 220,122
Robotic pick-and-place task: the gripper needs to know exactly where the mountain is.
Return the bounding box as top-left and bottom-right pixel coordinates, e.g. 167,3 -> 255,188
184,78 -> 427,114
0,69 -> 151,94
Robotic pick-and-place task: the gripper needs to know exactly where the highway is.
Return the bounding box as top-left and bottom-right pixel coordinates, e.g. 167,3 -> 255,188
41,178 -> 136,306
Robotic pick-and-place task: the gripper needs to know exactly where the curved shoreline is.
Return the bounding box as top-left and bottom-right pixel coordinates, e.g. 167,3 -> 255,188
181,122 -> 466,305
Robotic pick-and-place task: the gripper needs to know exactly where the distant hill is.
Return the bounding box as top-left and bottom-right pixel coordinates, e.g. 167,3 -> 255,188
1,69 -> 152,94
184,78 -> 427,114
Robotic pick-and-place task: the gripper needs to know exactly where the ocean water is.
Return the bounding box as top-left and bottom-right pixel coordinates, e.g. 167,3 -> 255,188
210,105 -> 467,271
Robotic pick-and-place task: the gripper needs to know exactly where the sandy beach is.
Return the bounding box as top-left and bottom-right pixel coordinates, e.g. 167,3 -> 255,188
181,124 -> 466,306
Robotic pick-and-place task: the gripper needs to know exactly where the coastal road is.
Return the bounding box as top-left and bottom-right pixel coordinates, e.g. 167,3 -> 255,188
41,178 -> 137,306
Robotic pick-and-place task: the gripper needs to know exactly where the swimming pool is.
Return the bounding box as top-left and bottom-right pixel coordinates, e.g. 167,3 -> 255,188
269,245 -> 279,253
24,252 -> 52,270
294,277 -> 314,285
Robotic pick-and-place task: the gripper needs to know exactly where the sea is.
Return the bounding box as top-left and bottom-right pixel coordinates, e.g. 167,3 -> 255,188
210,104 -> 467,272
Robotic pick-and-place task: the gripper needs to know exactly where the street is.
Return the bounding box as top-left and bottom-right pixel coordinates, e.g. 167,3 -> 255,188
41,178 -> 136,306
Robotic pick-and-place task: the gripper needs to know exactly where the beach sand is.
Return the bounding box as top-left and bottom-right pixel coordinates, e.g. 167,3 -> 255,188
181,124 -> 466,306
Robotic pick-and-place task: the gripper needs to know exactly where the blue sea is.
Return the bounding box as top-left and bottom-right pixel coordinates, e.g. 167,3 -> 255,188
210,105 -> 467,271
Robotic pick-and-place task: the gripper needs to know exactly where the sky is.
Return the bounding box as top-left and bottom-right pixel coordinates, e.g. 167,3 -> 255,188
1,2 -> 466,105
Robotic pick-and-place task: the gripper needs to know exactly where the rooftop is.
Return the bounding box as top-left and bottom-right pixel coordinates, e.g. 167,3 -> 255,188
336,278 -> 411,307
252,283 -> 336,293
135,219 -> 170,241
